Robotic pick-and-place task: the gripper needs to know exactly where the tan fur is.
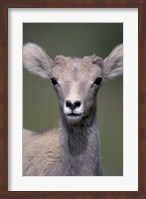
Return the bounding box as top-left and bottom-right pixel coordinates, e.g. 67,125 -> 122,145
23,129 -> 61,175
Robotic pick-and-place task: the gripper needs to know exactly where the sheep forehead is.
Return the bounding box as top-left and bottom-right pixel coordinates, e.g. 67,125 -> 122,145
52,55 -> 101,80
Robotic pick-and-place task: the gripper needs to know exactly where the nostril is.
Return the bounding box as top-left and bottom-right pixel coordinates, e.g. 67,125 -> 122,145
66,100 -> 81,111
66,100 -> 72,108
74,100 -> 81,107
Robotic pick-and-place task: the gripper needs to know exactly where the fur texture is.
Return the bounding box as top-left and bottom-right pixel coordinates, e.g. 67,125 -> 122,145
23,43 -> 123,176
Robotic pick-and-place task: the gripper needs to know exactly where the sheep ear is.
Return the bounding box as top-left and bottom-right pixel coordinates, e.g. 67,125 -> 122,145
23,43 -> 54,78
103,44 -> 123,80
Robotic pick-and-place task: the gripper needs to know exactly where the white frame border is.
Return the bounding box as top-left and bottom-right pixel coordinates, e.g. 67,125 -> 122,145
8,8 -> 138,191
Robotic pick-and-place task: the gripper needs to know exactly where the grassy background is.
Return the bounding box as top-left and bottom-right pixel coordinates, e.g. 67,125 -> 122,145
23,23 -> 123,176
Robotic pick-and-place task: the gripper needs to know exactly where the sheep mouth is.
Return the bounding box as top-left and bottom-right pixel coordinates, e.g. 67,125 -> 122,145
66,113 -> 83,122
67,113 -> 81,117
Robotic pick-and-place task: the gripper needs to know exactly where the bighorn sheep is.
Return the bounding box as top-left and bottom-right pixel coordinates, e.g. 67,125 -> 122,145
23,43 -> 123,176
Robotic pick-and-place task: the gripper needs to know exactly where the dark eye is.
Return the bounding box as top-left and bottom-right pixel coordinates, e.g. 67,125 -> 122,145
94,77 -> 102,86
51,77 -> 58,86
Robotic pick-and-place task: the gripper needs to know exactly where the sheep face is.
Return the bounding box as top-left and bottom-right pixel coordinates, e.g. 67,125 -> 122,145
23,43 -> 123,124
51,55 -> 103,123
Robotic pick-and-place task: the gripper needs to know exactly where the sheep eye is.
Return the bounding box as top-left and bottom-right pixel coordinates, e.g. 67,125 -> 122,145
51,77 -> 58,86
94,77 -> 102,85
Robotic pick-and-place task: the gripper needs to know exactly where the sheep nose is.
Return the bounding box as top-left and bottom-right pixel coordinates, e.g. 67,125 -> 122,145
66,100 -> 81,111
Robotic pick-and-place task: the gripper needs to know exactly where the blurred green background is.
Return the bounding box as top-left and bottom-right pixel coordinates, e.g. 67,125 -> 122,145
23,23 -> 123,176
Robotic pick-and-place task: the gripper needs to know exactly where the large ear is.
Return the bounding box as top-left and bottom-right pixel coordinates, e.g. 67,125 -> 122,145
23,43 -> 54,78
103,44 -> 123,80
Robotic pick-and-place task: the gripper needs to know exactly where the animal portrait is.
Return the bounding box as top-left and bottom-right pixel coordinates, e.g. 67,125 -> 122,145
23,23 -> 123,176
